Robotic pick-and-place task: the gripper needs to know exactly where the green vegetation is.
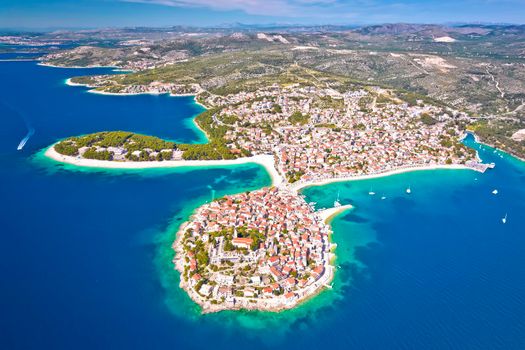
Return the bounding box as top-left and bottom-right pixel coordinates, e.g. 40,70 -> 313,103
358,96 -> 373,112
420,113 -> 438,125
354,123 -> 366,130
315,95 -> 344,110
178,141 -> 236,160
469,121 -> 525,159
315,123 -> 337,129
236,226 -> 265,251
397,91 -> 447,108
54,140 -> 79,156
195,240 -> 209,267
289,111 -> 310,125
54,107 -> 248,161
70,76 -> 97,85
54,131 -> 176,161
70,131 -> 174,151
83,147 -> 113,160
286,170 -> 305,183
376,93 -> 395,104
220,114 -> 239,125
176,108 -> 245,160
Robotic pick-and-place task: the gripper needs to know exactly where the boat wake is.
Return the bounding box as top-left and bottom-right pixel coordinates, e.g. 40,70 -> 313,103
17,127 -> 35,151
1,100 -> 35,151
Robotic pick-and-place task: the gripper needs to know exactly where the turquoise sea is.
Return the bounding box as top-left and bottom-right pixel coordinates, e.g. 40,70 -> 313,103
1,59 -> 524,349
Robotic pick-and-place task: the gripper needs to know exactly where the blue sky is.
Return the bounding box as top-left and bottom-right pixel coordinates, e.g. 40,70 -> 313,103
1,0 -> 524,29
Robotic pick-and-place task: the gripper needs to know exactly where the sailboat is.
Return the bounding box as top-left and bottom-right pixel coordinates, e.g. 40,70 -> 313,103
502,213 -> 507,224
334,190 -> 341,208
406,186 -> 411,194
368,186 -> 376,196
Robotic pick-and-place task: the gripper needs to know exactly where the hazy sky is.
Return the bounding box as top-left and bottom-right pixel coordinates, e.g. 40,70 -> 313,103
1,0 -> 524,29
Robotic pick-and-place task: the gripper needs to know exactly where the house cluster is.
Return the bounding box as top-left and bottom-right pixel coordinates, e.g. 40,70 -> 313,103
70,74 -> 202,95
172,83 -> 481,312
0,35 -> 61,46
76,145 -> 182,161
43,47 -> 190,71
275,122 -> 472,183
210,84 -> 475,183
109,81 -> 201,95
177,187 -> 334,310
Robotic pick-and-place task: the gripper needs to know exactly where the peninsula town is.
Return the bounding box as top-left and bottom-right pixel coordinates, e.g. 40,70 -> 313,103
49,77 -> 491,312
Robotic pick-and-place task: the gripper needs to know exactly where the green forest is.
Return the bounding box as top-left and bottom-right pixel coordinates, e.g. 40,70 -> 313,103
54,131 -> 177,161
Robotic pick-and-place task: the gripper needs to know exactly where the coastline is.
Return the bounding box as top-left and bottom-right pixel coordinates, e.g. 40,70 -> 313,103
52,72 -> 511,315
44,143 -> 482,197
317,205 -> 353,223
44,145 -> 283,187
63,78 -> 209,116
84,90 -> 204,100
468,131 -> 525,163
38,62 -> 119,69
64,78 -> 89,87
87,89 -> 168,96
292,164 -> 480,191
0,58 -> 38,62
64,77 -> 210,143
172,202 -> 349,314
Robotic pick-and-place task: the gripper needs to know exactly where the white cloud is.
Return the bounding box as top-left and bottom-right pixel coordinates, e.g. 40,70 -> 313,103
123,0 -> 354,17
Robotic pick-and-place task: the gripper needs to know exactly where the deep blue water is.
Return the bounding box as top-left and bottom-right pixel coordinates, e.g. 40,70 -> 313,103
302,143 -> 525,350
0,61 -> 206,151
1,61 -> 524,350
0,53 -> 42,60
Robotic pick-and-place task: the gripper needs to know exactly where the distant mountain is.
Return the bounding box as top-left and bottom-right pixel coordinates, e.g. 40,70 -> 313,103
354,23 -> 525,38
354,23 -> 446,36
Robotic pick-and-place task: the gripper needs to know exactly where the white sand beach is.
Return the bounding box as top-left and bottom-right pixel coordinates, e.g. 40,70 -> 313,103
87,89 -> 166,96
317,205 -> 353,223
88,88 -> 204,100
64,78 -> 90,87
45,146 -> 283,186
292,164 -> 477,191
38,62 -> 119,69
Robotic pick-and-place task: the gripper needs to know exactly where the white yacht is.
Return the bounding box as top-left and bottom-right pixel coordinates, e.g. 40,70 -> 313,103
502,214 -> 507,224
334,191 -> 341,208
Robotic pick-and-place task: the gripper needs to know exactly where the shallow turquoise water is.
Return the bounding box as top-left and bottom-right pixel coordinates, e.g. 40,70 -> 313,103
1,60 -> 524,350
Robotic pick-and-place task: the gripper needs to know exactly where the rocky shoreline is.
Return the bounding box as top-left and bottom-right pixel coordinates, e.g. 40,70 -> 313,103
171,190 -> 351,314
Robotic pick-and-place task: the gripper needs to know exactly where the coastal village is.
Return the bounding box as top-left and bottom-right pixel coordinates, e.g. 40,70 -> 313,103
168,83 -> 490,311
174,187 -> 337,312
60,79 -> 484,181
51,79 -> 492,312
207,83 -> 483,183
